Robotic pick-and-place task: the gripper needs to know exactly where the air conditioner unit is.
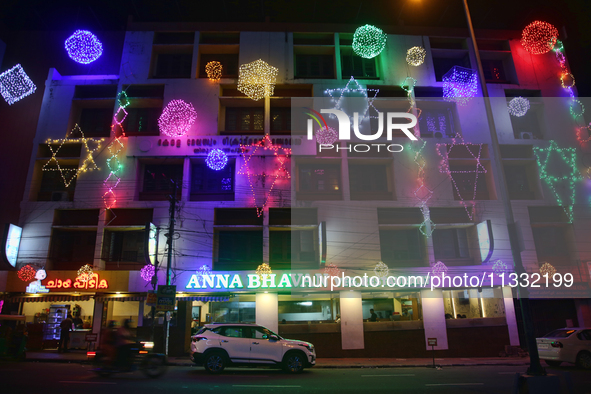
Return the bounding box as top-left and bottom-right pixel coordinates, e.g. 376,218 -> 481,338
519,132 -> 534,140
51,191 -> 69,201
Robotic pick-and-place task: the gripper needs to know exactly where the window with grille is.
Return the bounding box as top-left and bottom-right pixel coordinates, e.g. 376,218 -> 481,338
294,54 -> 334,79
433,228 -> 470,260
101,230 -> 145,265
225,107 -> 264,133
191,158 -> 235,201
340,46 -> 377,79
140,163 -> 183,201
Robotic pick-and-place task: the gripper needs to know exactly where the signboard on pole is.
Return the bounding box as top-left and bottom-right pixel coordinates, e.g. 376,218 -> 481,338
156,285 -> 176,311
146,290 -> 157,306
427,338 -> 437,346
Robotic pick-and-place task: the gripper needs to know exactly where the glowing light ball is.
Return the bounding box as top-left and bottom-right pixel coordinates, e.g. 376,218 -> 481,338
406,46 -> 426,66
352,25 -> 387,59
507,97 -> 530,117
65,30 -> 103,64
18,264 -> 36,282
431,261 -> 448,277
521,21 -> 558,55
140,264 -> 155,282
0,64 -> 37,105
374,261 -> 389,278
256,263 -> 272,279
539,262 -> 557,277
443,66 -> 478,106
205,61 -> 223,81
492,260 -> 509,275
237,59 -> 278,101
77,264 -> 94,282
206,149 -> 229,170
324,263 -> 340,278
316,126 -> 338,145
158,99 -> 197,137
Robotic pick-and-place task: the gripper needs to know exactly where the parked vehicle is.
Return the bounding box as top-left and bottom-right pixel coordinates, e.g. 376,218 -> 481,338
536,328 -> 591,369
190,323 -> 316,374
91,341 -> 167,378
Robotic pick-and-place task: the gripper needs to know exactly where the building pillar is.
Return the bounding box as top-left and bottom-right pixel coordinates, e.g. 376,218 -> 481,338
92,300 -> 104,343
502,286 -> 520,346
255,292 -> 278,333
137,300 -> 144,327
420,289 -> 448,350
339,290 -> 364,350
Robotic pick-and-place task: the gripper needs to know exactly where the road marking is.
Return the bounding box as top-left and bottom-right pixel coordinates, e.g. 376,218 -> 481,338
233,385 -> 301,388
426,383 -> 484,386
499,372 -> 518,374
59,381 -> 117,385
361,374 -> 415,377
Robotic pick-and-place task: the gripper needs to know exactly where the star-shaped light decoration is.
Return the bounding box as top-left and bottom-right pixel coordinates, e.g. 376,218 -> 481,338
324,77 -> 379,124
238,135 -> 291,217
42,124 -> 103,187
533,140 -> 581,223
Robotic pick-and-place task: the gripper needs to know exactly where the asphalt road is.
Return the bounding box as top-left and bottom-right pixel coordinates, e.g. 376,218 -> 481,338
0,362 -> 589,394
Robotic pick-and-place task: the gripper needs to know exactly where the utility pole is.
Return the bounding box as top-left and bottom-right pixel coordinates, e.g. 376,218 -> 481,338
164,179 -> 177,356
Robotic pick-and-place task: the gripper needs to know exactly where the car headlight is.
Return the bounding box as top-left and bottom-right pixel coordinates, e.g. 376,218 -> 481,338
298,343 -> 314,351
141,341 -> 154,349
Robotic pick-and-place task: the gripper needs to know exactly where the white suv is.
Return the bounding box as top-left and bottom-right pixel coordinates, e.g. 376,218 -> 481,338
190,323 -> 316,373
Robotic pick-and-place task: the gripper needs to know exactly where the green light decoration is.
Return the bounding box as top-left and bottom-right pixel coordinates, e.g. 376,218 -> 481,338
352,25 -> 387,59
533,140 -> 582,223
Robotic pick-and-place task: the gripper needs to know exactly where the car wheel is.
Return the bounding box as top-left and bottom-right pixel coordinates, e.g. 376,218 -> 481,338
544,360 -> 562,367
282,351 -> 305,374
204,352 -> 226,374
576,351 -> 591,370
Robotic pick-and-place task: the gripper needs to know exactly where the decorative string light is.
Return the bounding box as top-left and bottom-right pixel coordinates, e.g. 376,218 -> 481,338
373,261 -> 389,278
18,264 -> 36,282
443,66 -> 478,106
431,261 -> 448,277
77,264 -> 94,283
539,262 -> 557,277
256,263 -> 272,279
533,140 -> 581,223
206,149 -> 229,171
352,25 -> 387,59
238,135 -> 291,217
197,264 -> 212,279
158,99 -> 197,137
237,59 -> 278,101
140,264 -> 156,282
521,21 -> 558,55
507,97 -> 530,117
316,126 -> 338,145
42,125 -> 104,188
103,137 -> 124,209
570,99 -> 585,118
576,123 -> 591,145
492,260 -> 509,275
324,77 -> 379,123
64,30 -> 103,64
406,46 -> 426,66
408,141 -> 435,237
550,39 -> 585,122
205,61 -> 223,81
324,263 -> 341,278
0,64 -> 37,105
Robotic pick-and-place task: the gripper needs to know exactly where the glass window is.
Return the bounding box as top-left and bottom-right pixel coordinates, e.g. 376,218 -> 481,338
199,54 -> 239,78
442,288 -> 505,319
153,53 -> 192,78
123,108 -> 160,135
379,229 -> 423,264
209,299 -> 256,323
531,226 -> 570,264
432,54 -> 471,82
433,228 -> 470,260
78,108 -> 113,137
225,107 -> 264,132
362,293 -> 422,322
140,163 -> 183,201
340,47 -> 378,79
49,229 -> 97,268
191,158 -> 235,201
417,107 -> 457,138
270,107 -> 291,133
349,163 -> 392,200
215,231 -> 263,269
101,229 -> 145,268
298,163 -> 340,192
270,230 -> 316,266
278,295 -> 339,323
448,164 -> 490,200
295,54 -> 334,79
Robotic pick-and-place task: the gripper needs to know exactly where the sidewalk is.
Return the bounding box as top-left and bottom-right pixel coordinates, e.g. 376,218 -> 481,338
20,350 -> 531,368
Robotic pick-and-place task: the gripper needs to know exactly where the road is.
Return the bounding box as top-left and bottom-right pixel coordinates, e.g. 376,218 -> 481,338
0,362 -> 589,394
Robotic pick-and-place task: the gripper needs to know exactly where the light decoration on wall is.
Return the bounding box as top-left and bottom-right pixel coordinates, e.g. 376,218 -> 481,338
521,21 -> 558,55
431,261 -> 448,277
104,91 -> 129,210
205,61 -> 223,81
316,126 -> 339,145
576,123 -> 591,145
77,264 -> 94,283
436,138 -> 486,221
237,59 -> 278,101
324,77 -> 379,123
206,149 -> 229,171
0,64 -> 37,105
491,260 -> 509,275
443,66 -> 478,106
406,46 -> 426,66
352,25 -> 387,59
64,30 -> 103,64
256,263 -> 272,280
533,140 -> 581,223
570,99 -> 585,118
197,264 -> 212,279
42,125 -> 104,188
507,97 -> 530,117
158,99 -> 197,137
408,141 -> 436,237
140,264 -> 156,282
550,39 -> 585,119
539,262 -> 557,277
324,263 -> 341,278
373,261 -> 389,279
17,264 -> 36,282
238,135 -> 291,217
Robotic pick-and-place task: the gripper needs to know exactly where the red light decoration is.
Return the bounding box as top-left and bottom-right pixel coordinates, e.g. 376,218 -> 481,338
18,264 -> 36,282
324,263 -> 341,278
521,21 -> 558,55
576,123 -> 591,145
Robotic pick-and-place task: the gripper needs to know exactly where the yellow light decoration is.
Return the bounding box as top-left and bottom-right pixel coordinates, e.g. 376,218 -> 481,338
539,262 -> 557,278
256,263 -> 272,279
205,61 -> 223,81
237,59 -> 278,101
406,46 -> 426,66
77,264 -> 94,283
42,124 -> 103,187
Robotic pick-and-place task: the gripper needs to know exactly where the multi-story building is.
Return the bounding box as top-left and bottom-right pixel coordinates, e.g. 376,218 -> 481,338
2,20 -> 590,357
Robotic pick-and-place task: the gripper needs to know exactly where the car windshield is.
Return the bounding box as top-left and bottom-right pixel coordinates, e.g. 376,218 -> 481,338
542,329 -> 576,338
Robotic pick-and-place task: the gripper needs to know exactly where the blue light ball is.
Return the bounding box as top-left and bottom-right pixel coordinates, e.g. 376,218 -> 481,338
206,149 -> 228,171
65,30 -> 103,64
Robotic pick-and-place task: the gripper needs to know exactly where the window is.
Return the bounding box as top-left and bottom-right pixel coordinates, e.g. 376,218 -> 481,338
340,46 -> 377,79
443,288 -> 506,320
215,231 -> 263,269
37,164 -> 77,201
531,226 -> 572,266
433,228 -> 470,260
448,164 -> 491,200
77,108 -> 113,137
297,162 -> 342,200
139,162 -> 183,201
295,54 -> 335,79
190,158 -> 235,201
481,59 -> 506,83
224,107 -> 264,133
509,103 -> 544,139
504,164 -> 539,200
123,108 -> 160,135
151,33 -> 193,79
417,107 -> 457,138
199,54 -> 239,78
49,229 -> 97,269
153,53 -> 192,78
270,107 -> 291,134
101,230 -> 145,267
269,230 -> 316,266
432,53 -> 471,82
349,162 -> 393,200
209,299 -> 256,323
278,295 -> 339,323
379,229 -> 424,266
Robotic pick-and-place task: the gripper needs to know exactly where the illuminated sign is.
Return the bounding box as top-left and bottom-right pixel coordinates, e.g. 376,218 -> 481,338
26,268 -> 49,293
149,223 -> 157,264
477,220 -> 494,264
5,224 -> 22,267
46,273 -> 108,290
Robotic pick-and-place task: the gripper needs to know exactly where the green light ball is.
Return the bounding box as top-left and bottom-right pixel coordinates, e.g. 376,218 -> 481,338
352,25 -> 387,59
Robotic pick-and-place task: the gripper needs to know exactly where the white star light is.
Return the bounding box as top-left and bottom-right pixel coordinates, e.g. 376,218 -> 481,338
324,77 -> 379,123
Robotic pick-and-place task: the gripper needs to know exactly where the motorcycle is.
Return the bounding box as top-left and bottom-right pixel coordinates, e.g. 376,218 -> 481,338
91,341 -> 167,378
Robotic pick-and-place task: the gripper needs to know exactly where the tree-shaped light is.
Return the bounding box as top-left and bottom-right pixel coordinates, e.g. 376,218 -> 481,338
316,126 -> 338,145
256,263 -> 272,279
158,99 -> 197,137
521,21 -> 558,55
0,64 -> 37,105
431,261 -> 448,277
374,261 -> 389,279
65,30 -> 103,64
77,264 -> 94,283
140,264 -> 156,282
18,264 -> 36,282
324,263 -> 340,278
443,66 -> 478,106
406,46 -> 426,66
507,97 -> 530,117
352,25 -> 387,59
205,61 -> 223,81
206,149 -> 229,171
539,262 -> 557,277
237,59 -> 278,101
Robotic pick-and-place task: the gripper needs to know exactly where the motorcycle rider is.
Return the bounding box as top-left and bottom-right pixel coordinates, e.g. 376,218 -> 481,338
116,319 -> 136,370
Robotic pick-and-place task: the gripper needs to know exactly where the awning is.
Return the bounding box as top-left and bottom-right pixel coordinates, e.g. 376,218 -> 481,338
94,295 -> 146,302
175,296 -> 231,302
10,295 -> 92,303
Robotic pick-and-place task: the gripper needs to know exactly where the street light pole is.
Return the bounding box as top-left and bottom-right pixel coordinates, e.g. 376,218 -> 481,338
460,0 -> 545,376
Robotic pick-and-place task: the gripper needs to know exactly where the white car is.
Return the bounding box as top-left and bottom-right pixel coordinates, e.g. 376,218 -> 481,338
190,323 -> 316,373
536,327 -> 591,369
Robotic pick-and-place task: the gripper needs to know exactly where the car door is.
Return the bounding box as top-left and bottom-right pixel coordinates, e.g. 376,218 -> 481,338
218,326 -> 251,363
248,326 -> 283,364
